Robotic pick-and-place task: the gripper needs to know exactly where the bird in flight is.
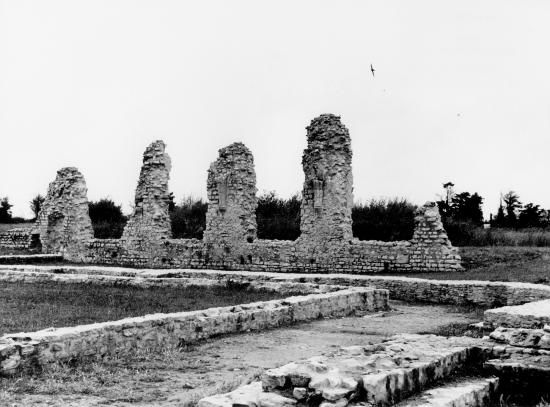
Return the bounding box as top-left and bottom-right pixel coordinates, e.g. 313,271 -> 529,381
370,64 -> 375,77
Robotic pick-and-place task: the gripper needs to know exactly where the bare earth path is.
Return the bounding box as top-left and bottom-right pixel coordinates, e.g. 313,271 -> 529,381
1,301 -> 482,407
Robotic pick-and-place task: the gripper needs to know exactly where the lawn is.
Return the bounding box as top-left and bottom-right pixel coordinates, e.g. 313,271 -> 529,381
380,247 -> 550,285
0,281 -> 297,335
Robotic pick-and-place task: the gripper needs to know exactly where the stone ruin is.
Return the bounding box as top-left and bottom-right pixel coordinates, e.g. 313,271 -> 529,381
30,114 -> 462,273
35,167 -> 93,262
299,114 -> 353,244
204,142 -> 257,251
122,140 -> 172,246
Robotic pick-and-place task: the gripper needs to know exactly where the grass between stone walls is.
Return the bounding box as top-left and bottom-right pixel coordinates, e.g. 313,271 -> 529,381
0,281 -> 300,335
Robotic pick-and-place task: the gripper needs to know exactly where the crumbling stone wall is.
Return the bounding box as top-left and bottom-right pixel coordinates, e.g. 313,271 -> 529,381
409,202 -> 462,271
0,228 -> 38,251
35,167 -> 93,261
122,140 -> 172,247
203,142 -> 257,256
42,114 -> 462,273
299,114 -> 353,244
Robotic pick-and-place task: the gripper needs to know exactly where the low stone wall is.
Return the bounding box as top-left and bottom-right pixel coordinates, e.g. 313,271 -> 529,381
484,299 -> 550,328
0,254 -> 63,264
3,265 -> 550,307
0,286 -> 388,376
0,229 -> 35,250
82,235 -> 461,274
0,270 -> 341,297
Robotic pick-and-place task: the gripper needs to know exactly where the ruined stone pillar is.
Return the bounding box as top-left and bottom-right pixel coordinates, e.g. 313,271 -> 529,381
412,202 -> 453,245
410,202 -> 462,271
36,167 -> 93,260
122,140 -> 172,244
299,114 -> 354,244
204,142 -> 257,247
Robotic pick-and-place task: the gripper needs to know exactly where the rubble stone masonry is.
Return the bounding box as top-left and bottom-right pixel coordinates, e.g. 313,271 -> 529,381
35,167 -> 93,262
203,142 -> 257,260
20,114 -> 463,273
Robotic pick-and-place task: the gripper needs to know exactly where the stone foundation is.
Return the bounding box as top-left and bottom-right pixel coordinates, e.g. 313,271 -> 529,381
3,265 -> 550,307
0,285 -> 388,376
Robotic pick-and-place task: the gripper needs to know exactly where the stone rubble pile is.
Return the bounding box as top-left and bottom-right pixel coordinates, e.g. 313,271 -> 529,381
198,334 -> 494,407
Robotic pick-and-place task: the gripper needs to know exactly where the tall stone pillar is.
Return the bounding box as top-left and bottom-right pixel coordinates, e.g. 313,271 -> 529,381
204,142 -> 257,247
299,114 -> 354,244
36,167 -> 93,260
122,140 -> 172,244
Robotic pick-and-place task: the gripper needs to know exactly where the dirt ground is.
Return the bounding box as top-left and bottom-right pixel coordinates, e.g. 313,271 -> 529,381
0,301 -> 482,407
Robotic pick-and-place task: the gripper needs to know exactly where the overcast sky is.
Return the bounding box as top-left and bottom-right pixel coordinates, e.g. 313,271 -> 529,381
1,0 -> 549,219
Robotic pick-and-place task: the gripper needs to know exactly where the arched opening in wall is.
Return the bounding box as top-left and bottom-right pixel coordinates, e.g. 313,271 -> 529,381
352,199 -> 416,241
170,196 -> 207,239
256,191 -> 301,241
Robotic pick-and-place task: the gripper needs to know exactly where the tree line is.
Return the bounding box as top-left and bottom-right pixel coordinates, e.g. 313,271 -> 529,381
2,184 -> 549,246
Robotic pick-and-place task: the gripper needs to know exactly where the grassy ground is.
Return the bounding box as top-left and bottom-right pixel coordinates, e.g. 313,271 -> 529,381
0,281 -> 296,335
378,247 -> 550,285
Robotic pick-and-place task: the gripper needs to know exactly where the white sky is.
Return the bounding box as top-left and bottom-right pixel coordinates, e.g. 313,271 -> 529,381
1,0 -> 549,219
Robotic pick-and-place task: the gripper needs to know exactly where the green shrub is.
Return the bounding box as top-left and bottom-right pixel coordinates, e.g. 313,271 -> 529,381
256,192 -> 301,240
170,197 -> 207,239
352,199 -> 416,241
88,199 -> 127,239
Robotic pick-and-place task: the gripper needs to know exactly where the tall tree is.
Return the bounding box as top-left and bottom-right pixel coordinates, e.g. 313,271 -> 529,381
449,192 -> 484,226
519,203 -> 544,228
29,194 -> 45,220
502,191 -> 522,228
0,197 -> 13,223
437,184 -> 484,226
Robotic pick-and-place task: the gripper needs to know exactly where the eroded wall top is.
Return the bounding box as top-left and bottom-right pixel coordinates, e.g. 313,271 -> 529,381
204,142 -> 257,247
300,114 -> 354,243
36,167 -> 93,260
122,140 -> 172,243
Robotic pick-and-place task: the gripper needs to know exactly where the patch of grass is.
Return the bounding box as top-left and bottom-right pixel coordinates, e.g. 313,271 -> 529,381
0,344 -> 262,405
0,281 -> 298,335
454,227 -> 550,247
377,247 -> 550,285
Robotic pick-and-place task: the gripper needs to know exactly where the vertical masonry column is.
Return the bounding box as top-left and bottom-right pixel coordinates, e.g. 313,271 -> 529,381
299,114 -> 354,245
204,143 -> 257,253
410,202 -> 462,271
122,140 -> 172,246
36,167 -> 93,261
